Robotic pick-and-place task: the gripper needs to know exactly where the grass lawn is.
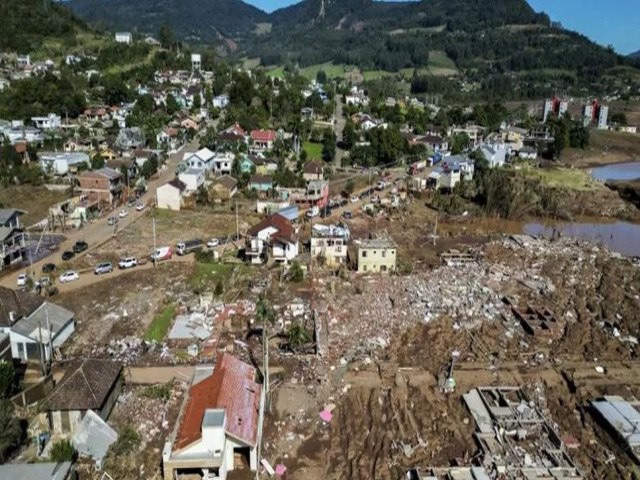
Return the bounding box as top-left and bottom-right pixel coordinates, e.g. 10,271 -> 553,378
188,262 -> 247,295
0,185 -> 69,226
520,165 -> 597,192
266,66 -> 285,78
241,57 -> 261,69
145,304 -> 176,342
300,62 -> 349,80
427,51 -> 458,75
303,141 -> 323,160
362,70 -> 394,81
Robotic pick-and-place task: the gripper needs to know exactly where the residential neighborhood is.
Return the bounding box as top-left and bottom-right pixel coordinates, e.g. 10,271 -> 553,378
0,3 -> 640,480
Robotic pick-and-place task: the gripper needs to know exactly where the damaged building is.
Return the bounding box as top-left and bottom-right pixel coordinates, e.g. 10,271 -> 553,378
591,396 -> 640,464
410,387 -> 583,479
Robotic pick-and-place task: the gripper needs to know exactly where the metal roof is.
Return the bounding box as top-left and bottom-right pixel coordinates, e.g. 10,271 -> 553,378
73,409 -> 117,462
12,302 -> 74,342
592,396 -> 640,447
0,462 -> 72,480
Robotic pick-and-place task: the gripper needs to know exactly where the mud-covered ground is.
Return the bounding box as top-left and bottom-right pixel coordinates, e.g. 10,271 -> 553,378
262,234 -> 640,480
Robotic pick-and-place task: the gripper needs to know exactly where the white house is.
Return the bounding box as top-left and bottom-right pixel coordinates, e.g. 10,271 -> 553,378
115,32 -> 132,45
156,179 -> 187,211
213,152 -> 234,176
518,146 -> 538,160
212,95 -> 229,109
183,148 -> 216,171
9,303 -> 75,362
31,114 -> 61,131
0,287 -> 75,363
480,144 -> 509,168
39,152 -> 90,176
178,168 -> 205,192
246,214 -> 299,265
310,224 -> 350,267
162,354 -> 264,480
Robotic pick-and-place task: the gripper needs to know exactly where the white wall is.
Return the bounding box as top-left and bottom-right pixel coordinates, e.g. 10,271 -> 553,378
157,186 -> 182,211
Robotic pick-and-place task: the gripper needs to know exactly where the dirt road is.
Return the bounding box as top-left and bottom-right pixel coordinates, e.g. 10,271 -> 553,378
1,138 -> 201,288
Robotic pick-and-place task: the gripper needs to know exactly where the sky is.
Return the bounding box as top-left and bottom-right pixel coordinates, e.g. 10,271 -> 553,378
246,0 -> 640,55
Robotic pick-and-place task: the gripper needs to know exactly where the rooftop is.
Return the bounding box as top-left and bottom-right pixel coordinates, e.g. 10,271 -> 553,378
11,302 -> 74,342
0,286 -> 44,327
247,213 -> 296,243
0,208 -> 25,225
174,354 -> 261,450
45,358 -> 123,412
0,462 -> 72,480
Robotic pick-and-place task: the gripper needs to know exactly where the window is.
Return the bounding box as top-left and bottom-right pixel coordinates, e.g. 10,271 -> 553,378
361,250 -> 367,258
336,246 -> 342,252
381,265 -> 387,272
363,265 -> 367,272
382,250 -> 386,258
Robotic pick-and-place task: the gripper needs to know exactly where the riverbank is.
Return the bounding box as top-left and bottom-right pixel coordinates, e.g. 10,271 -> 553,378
561,130 -> 640,168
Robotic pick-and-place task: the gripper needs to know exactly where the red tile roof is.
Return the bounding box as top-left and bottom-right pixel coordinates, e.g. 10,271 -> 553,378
223,123 -> 246,137
250,129 -> 277,143
175,354 -> 261,450
247,213 -> 296,243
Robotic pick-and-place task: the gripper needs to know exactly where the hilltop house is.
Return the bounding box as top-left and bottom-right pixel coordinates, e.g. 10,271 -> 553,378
352,235 -> 397,273
302,160 -> 325,182
310,224 -> 350,267
245,214 -> 299,265
183,148 -> 216,172
211,175 -> 238,201
162,354 -> 264,480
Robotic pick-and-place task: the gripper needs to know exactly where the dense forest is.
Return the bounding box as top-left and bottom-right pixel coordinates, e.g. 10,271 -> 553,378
0,0 -> 87,51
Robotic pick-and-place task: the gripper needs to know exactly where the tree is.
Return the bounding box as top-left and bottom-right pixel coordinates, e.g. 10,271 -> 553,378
165,94 -> 180,115
342,119 -> 357,151
195,185 -> 210,205
0,400 -> 22,462
610,112 -> 627,125
344,179 -> 355,196
322,129 -> 337,162
316,70 -> 328,85
140,156 -> 158,179
49,439 -> 76,462
91,154 -> 105,170
289,261 -> 304,282
159,24 -> 176,50
450,133 -> 471,154
0,361 -> 14,398
287,322 -> 312,352
192,93 -> 202,111
256,295 -> 276,326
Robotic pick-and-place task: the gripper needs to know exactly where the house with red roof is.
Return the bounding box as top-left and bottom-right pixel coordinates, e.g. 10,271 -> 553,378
245,213 -> 299,265
162,354 -> 264,480
250,129 -> 277,153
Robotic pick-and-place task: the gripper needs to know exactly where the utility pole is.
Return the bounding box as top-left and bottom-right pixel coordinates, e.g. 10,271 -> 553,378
235,198 -> 239,241
152,214 -> 157,268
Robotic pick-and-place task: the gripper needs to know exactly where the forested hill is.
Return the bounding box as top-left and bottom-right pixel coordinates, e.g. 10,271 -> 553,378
630,50 -> 640,60
0,0 -> 88,52
66,0 -> 269,43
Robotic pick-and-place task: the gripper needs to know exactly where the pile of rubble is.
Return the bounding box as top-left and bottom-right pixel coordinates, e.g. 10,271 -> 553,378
90,336 -> 170,364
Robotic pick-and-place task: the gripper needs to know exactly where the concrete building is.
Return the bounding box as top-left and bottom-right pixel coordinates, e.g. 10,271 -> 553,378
246,214 -> 299,265
157,179 -> 187,211
46,358 -> 123,434
354,235 -> 397,273
480,144 -> 508,168
310,224 -> 350,267
598,105 -> 609,130
0,209 -> 26,270
115,32 -> 132,44
191,53 -> 202,71
77,167 -> 123,205
39,152 -> 90,176
591,396 -> 640,464
211,175 -> 238,201
162,354 -> 265,480
31,113 -> 61,131
543,97 -> 568,123
178,168 -> 205,193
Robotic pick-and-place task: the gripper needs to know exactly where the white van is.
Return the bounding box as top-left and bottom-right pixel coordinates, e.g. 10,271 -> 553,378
151,246 -> 172,262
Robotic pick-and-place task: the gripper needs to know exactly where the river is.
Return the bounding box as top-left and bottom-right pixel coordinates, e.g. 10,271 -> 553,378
591,161 -> 640,182
524,221 -> 640,257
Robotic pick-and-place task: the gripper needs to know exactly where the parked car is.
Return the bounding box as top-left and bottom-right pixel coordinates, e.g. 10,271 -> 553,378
118,257 -> 138,269
151,246 -> 172,262
127,198 -> 136,208
135,202 -> 145,212
94,262 -> 113,275
73,241 -> 88,253
118,209 -> 129,218
176,239 -> 203,255
59,271 -> 79,283
61,251 -> 75,261
42,263 -> 56,274
108,216 -> 118,226
350,195 -> 359,203
17,273 -> 28,287
206,238 -> 220,248
343,210 -> 353,219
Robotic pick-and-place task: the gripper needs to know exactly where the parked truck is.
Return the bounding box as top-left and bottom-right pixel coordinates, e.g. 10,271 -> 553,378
176,239 -> 204,255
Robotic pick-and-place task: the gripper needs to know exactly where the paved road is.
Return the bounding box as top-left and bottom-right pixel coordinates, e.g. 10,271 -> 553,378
1,137 -> 201,289
334,96 -> 347,168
